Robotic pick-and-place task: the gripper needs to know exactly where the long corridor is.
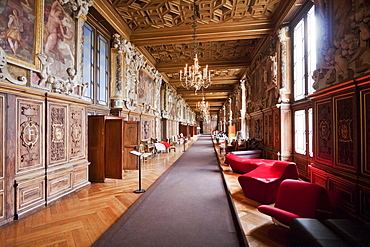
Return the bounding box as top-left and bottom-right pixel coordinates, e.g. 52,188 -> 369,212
0,135 -> 289,247
94,134 -> 246,246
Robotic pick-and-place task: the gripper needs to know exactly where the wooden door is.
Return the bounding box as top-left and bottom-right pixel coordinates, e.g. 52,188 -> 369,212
105,117 -> 124,179
88,116 -> 106,182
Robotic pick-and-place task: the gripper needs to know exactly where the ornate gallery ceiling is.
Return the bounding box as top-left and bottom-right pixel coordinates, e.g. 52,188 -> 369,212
105,0 -> 299,114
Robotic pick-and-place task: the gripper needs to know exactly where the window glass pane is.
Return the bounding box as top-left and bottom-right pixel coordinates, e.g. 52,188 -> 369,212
82,23 -> 94,101
308,108 -> 313,157
293,19 -> 305,101
97,34 -> 109,105
294,109 -> 306,155
307,6 -> 316,95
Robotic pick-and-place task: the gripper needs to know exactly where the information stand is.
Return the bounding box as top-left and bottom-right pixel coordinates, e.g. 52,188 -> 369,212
129,151 -> 146,193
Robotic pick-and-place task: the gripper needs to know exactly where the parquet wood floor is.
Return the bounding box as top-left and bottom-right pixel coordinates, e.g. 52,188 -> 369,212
0,136 -> 289,247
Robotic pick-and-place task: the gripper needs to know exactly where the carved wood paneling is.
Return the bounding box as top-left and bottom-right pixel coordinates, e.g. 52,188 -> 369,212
73,166 -> 89,188
361,89 -> 370,177
48,103 -> 68,165
17,99 -> 44,174
273,108 -> 280,149
315,99 -> 333,165
0,95 -> 4,223
359,185 -> 370,221
69,106 -> 86,161
47,171 -> 72,199
334,94 -> 356,172
15,97 -> 46,217
310,166 -> 357,216
46,99 -> 89,203
112,0 -> 281,31
17,177 -> 45,215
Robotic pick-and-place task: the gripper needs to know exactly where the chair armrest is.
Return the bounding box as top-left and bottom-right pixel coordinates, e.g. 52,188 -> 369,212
258,205 -> 301,225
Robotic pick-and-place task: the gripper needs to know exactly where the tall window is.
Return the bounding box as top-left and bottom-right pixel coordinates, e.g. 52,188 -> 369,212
292,4 -> 316,159
293,5 -> 316,101
294,108 -> 313,157
83,22 -> 109,106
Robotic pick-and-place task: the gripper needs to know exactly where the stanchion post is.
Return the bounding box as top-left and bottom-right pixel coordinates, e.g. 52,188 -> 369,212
130,151 -> 145,193
183,138 -> 186,152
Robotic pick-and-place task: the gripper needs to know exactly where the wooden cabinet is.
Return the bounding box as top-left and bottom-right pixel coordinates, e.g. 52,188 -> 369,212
88,116 -> 140,182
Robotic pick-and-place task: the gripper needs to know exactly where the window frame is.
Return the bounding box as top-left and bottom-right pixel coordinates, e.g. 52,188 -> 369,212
83,15 -> 112,107
291,2 -> 315,161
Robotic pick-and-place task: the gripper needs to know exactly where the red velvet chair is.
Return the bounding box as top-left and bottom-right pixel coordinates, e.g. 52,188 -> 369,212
257,179 -> 324,228
238,161 -> 299,204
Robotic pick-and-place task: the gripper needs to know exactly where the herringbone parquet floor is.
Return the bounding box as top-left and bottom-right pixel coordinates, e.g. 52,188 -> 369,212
0,136 -> 289,247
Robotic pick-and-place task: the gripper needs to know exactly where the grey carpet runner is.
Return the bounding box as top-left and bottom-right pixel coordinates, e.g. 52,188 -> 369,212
93,134 -> 248,247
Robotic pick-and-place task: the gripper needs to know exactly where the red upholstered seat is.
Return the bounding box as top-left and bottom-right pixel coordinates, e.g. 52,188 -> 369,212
258,179 -> 324,228
225,154 -> 273,174
238,161 -> 299,204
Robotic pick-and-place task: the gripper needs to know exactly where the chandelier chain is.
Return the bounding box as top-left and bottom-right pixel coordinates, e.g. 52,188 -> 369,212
179,1 -> 212,94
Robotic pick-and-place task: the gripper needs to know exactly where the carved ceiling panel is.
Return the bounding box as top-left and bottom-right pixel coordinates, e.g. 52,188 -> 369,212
145,39 -> 257,63
110,0 -> 281,30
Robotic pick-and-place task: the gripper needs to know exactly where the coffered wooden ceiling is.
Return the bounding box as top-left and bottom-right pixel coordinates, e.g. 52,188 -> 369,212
106,0 -> 296,114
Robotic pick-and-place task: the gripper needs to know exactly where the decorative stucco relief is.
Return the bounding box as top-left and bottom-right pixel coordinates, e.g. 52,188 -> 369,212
314,0 -> 370,90
278,26 -> 290,103
0,47 -> 27,85
112,34 -> 162,113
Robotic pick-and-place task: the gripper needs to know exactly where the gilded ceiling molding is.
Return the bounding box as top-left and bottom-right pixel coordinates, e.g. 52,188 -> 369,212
0,47 -> 27,85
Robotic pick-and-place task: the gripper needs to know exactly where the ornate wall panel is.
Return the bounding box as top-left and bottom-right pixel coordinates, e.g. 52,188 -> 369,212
48,103 -> 68,166
46,98 -> 89,203
17,99 -> 44,174
361,89 -> 370,177
15,97 -> 45,218
69,106 -> 86,161
47,170 -> 72,200
16,177 -> 45,216
273,108 -> 281,149
334,94 -> 356,172
0,95 -> 4,223
315,99 -> 333,165
359,185 -> 370,221
310,166 -> 357,216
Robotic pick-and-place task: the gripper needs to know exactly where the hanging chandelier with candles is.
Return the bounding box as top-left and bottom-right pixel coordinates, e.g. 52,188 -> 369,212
179,1 -> 211,93
196,89 -> 211,123
196,95 -> 210,113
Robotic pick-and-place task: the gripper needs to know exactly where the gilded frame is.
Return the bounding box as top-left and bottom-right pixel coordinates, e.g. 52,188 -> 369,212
138,69 -> 154,107
1,0 -> 43,71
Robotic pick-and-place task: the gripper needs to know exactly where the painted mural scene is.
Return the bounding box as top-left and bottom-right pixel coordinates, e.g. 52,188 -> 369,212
0,0 -> 370,246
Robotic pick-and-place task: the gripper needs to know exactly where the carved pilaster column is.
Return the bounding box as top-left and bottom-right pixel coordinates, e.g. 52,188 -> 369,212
278,26 -> 291,103
240,80 -> 247,139
279,102 -> 292,161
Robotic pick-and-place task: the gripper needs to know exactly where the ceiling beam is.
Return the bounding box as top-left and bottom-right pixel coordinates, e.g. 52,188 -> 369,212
130,21 -> 273,46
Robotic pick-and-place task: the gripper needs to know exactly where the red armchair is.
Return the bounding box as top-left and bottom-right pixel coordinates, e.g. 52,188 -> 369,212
257,179 -> 324,228
238,161 -> 299,204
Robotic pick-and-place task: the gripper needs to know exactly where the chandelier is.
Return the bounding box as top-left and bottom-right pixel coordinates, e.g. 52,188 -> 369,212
196,89 -> 211,123
196,95 -> 210,113
179,1 -> 211,93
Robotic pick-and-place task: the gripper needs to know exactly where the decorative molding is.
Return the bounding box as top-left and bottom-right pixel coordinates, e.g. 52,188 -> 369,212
60,0 -> 94,19
37,54 -> 87,96
112,33 -> 164,113
0,47 -> 27,85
